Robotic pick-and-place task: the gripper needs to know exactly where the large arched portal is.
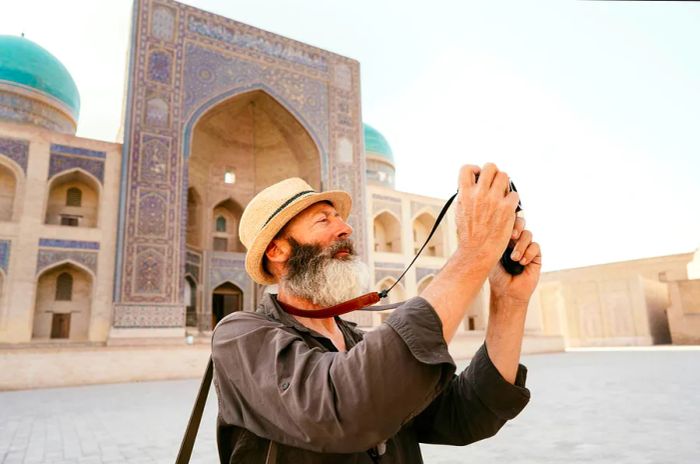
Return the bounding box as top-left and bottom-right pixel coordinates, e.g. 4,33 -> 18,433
187,90 -> 321,233
187,90 -> 322,319
212,282 -> 243,326
32,263 -> 93,341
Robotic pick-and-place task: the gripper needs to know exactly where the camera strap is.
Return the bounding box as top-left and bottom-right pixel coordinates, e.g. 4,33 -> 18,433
277,192 -> 458,319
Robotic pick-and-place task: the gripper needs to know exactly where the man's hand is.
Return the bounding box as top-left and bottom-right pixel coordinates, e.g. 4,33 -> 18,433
454,163 -> 520,268
489,218 -> 542,304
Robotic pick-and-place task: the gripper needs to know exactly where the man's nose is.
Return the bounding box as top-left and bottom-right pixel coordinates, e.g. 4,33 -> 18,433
335,217 -> 353,239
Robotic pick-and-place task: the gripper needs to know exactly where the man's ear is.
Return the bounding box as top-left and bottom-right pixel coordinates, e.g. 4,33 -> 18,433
265,237 -> 290,264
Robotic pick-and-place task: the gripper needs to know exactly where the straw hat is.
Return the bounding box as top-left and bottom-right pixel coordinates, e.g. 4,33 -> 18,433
239,177 -> 352,285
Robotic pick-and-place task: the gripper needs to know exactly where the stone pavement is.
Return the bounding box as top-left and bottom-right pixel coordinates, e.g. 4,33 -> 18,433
1,348 -> 698,463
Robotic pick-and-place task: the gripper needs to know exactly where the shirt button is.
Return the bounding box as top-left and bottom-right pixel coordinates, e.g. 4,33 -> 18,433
281,381 -> 290,390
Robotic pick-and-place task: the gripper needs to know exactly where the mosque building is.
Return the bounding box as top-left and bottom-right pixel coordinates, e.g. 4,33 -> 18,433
0,0 -> 697,387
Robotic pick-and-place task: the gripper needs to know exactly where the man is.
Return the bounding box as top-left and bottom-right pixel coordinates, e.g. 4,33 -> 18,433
212,163 -> 542,463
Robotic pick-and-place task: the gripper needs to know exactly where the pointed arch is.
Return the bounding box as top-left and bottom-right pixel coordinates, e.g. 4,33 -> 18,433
412,210 -> 445,257
45,168 -> 101,228
0,156 -> 23,222
373,210 -> 402,253
33,261 -> 94,341
211,280 -> 244,327
182,85 -> 327,179
211,198 -> 244,252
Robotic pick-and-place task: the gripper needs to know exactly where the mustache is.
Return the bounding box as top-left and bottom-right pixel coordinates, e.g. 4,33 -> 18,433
285,238 -> 356,281
324,238 -> 355,257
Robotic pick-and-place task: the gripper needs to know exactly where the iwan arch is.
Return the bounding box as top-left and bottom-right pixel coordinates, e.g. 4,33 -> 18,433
181,89 -> 323,330
1,0 -> 699,388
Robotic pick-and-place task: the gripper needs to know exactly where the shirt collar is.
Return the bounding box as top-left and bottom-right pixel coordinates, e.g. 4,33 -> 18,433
256,293 -> 363,343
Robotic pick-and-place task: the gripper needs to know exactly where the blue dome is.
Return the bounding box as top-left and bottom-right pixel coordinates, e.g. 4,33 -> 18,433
0,35 -> 80,120
363,123 -> 394,165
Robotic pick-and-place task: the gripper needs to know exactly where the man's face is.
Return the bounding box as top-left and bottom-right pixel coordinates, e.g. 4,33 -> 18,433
275,202 -> 370,306
282,201 -> 354,254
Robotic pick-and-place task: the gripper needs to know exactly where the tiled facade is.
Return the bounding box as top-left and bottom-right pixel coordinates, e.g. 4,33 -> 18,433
0,0 -> 695,354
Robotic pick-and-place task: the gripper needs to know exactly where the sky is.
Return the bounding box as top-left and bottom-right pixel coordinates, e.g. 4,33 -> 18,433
1,0 -> 698,272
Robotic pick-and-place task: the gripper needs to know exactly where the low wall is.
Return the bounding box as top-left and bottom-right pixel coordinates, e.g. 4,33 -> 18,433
0,343 -> 211,391
448,332 -> 565,360
1,332 -> 565,391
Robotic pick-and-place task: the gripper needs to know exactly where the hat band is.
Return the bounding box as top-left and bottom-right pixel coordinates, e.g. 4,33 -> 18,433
262,190 -> 315,229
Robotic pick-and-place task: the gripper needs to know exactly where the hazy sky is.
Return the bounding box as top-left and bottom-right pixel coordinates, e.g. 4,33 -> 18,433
2,0 -> 698,271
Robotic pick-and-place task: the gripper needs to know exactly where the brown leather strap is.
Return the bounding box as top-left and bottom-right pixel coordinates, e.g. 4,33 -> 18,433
175,357 -> 213,464
276,292 -> 381,319
265,440 -> 278,463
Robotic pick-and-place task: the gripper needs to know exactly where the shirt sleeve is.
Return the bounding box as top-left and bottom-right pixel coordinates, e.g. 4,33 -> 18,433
211,297 -> 456,454
412,342 -> 531,446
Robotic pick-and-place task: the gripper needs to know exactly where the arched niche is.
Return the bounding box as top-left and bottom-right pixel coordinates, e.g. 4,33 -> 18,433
413,212 -> 445,257
211,198 -> 245,252
417,275 -> 435,294
186,187 -> 202,248
184,275 -> 198,328
373,211 -> 402,253
32,262 -> 93,341
45,170 -> 100,228
211,281 -> 243,327
0,160 -> 20,222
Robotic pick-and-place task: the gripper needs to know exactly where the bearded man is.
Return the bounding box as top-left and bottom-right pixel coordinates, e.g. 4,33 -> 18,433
212,163 -> 542,463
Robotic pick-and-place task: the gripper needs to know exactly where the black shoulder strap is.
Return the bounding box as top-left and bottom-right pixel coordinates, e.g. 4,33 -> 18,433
380,192 -> 457,298
175,357 -> 213,464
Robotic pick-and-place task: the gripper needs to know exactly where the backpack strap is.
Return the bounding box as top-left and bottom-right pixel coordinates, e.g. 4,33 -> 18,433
175,357 -> 213,464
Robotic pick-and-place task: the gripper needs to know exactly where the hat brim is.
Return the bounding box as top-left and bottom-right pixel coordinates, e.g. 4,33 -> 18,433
245,190 -> 352,285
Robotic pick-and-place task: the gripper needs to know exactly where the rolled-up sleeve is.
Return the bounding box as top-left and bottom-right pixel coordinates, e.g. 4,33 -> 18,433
212,297 -> 456,454
413,342 -> 531,445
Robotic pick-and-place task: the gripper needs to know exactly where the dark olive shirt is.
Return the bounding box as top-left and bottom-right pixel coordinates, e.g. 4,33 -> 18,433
212,294 -> 530,463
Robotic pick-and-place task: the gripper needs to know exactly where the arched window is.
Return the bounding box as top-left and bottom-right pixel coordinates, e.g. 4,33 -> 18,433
373,211 -> 402,253
413,212 -> 444,257
216,216 -> 227,232
55,272 -> 73,301
66,187 -> 82,207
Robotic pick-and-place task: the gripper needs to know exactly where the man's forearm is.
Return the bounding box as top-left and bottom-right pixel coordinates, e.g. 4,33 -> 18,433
421,251 -> 491,343
485,294 -> 528,384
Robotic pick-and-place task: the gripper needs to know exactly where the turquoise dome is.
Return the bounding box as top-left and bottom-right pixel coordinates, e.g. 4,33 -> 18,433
0,35 -> 80,120
363,123 -> 394,165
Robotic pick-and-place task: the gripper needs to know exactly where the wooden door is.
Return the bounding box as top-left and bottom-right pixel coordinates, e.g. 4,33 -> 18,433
51,313 -> 70,339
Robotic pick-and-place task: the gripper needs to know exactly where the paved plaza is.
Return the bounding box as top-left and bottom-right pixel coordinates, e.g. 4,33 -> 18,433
1,348 -> 699,463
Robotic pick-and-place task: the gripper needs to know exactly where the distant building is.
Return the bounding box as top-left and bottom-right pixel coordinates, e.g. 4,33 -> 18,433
0,0 -> 697,386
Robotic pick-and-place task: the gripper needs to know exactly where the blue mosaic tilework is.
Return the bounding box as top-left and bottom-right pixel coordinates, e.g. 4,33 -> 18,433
50,144 -> 106,159
38,239 -> 100,250
0,240 -> 10,272
0,137 -> 29,173
36,249 -> 97,275
187,15 -> 328,72
48,153 -> 105,184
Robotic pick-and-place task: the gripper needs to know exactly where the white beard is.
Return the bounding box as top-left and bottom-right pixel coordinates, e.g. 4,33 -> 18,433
282,257 -> 371,307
